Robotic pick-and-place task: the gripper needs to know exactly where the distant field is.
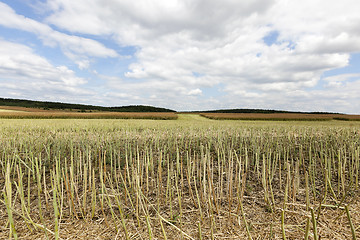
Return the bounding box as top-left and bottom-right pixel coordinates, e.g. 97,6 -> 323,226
0,111 -> 178,120
0,106 -> 26,112
0,109 -> 20,112
0,106 -> 47,112
201,112 -> 360,121
0,105 -> 178,119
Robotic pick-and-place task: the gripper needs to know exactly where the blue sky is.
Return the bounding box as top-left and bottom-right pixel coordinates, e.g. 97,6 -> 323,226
0,0 -> 359,113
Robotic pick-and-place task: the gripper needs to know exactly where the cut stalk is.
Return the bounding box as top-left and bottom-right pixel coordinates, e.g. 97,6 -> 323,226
345,205 -> 357,240
281,210 -> 286,240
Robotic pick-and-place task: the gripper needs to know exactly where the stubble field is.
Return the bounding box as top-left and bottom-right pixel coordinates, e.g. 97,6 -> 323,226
0,115 -> 359,239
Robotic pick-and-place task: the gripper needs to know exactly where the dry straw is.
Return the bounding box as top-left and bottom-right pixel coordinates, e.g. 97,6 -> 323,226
0,117 -> 359,239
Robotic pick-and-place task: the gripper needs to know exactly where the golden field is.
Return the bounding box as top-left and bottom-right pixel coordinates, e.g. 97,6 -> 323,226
0,116 -> 359,239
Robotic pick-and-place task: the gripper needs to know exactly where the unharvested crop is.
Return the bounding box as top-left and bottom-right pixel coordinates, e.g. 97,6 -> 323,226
0,117 -> 359,239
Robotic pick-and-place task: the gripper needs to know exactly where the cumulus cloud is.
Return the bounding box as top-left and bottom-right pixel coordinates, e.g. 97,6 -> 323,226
0,40 -> 92,101
0,2 -> 118,69
187,88 -> 202,96
45,0 -> 274,41
44,1 -> 358,78
323,73 -> 360,83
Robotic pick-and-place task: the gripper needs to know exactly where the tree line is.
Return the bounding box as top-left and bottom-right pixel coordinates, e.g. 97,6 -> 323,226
0,98 -> 175,112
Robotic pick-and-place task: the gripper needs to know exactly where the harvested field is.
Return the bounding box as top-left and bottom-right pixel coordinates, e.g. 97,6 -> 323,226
0,118 -> 359,239
0,109 -> 22,113
0,111 -> 178,120
201,112 -> 360,121
0,106 -> 48,112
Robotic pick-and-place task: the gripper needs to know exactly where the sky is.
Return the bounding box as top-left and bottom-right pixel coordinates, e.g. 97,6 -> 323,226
0,0 -> 360,113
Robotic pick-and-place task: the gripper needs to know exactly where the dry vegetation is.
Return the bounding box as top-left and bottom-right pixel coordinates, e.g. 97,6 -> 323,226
201,113 -> 360,121
0,118 -> 360,239
0,110 -> 178,120
0,109 -> 21,113
0,106 -> 50,112
0,107 -> 25,113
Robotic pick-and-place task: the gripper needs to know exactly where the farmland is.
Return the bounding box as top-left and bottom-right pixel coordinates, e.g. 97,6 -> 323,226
201,112 -> 360,121
0,109 -> 18,113
0,111 -> 178,120
0,116 -> 360,239
0,109 -> 23,113
0,106 -> 178,120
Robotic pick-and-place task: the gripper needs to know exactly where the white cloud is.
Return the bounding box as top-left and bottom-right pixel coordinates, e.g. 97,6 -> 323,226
187,88 -> 202,96
45,0 -> 274,42
0,2 -> 118,69
323,73 -> 360,88
0,40 -> 91,100
46,0 -> 355,83
42,0 -> 357,112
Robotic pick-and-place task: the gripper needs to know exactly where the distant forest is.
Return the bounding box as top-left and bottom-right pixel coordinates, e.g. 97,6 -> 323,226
0,98 -> 175,112
0,97 -> 340,114
193,109 -> 339,114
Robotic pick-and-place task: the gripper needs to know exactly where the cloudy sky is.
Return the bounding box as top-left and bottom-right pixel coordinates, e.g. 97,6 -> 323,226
0,0 -> 359,113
